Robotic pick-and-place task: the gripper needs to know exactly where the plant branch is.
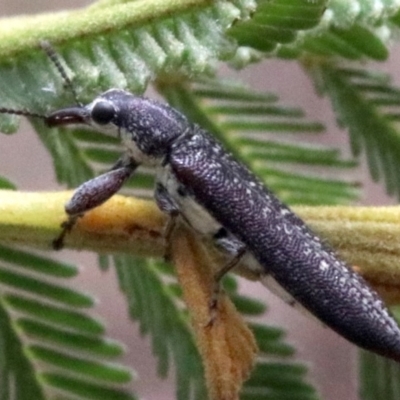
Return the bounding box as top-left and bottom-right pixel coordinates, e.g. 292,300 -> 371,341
1,189 -> 400,303
0,190 -> 165,255
0,0 -> 214,58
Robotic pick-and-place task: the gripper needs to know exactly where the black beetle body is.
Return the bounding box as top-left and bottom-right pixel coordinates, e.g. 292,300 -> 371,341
45,88 -> 400,362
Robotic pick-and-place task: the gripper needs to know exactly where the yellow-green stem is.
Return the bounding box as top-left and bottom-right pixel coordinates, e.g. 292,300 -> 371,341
0,0 -> 212,58
1,189 -> 400,302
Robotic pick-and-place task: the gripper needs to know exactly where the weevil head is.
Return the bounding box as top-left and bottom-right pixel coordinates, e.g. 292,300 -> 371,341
46,89 -> 189,165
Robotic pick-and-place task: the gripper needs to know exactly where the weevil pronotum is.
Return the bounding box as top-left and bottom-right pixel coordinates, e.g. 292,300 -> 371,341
2,44 -> 400,363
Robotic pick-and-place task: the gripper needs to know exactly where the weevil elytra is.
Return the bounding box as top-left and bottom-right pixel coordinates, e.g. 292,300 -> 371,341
2,47 -> 400,363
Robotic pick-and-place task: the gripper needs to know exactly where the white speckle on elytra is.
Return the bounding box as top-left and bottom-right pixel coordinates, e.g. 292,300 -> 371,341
283,223 -> 293,234
319,260 -> 330,271
280,208 -> 291,216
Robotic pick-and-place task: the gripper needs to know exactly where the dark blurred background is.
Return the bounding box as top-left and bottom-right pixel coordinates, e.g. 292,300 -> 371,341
1,2 -> 400,399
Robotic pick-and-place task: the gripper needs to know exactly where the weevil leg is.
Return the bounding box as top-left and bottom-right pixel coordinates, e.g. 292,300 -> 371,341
52,215 -> 80,251
109,153 -> 133,171
213,227 -> 246,262
154,182 -> 181,260
53,160 -> 138,250
207,228 -> 247,325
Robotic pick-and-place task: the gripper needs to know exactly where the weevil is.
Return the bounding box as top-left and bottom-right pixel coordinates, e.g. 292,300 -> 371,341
2,47 -> 400,363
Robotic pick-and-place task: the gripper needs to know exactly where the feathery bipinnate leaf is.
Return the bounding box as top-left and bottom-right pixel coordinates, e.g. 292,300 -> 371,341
228,0 -> 399,62
359,350 -> 400,400
114,256 -> 207,400
0,2 -> 390,400
0,0 -> 398,140
113,256 -> 319,400
0,243 -> 135,400
1,0 -> 399,140
159,78 -> 358,205
310,65 -> 400,198
0,176 -> 16,190
281,23 -> 390,61
228,0 -> 327,53
4,70 -> 359,204
0,0 -> 254,133
0,0 -> 253,187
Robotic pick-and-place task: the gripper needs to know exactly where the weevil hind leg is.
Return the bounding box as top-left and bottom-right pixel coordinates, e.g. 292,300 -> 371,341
53,159 -> 138,250
214,229 -> 324,327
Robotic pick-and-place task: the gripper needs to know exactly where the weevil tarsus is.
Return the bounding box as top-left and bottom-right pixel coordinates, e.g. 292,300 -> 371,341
52,215 -> 80,250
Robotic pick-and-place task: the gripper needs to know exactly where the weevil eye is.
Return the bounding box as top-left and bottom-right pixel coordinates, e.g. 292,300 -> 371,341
91,100 -> 115,125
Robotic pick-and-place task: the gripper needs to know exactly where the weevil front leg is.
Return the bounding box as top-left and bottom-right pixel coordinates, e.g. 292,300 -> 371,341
53,159 -> 138,249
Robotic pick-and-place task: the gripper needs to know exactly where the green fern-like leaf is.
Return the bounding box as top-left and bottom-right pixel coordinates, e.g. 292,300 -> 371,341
277,23 -> 391,61
241,297 -> 320,399
8,74 -> 359,204
228,0 -> 400,62
0,243 -> 136,400
113,256 -> 207,400
113,255 -> 320,400
2,1 -> 400,399
0,176 -> 16,190
359,351 -> 400,400
309,64 -> 400,198
0,0 -> 254,134
229,0 -> 327,52
2,0 -> 399,134
0,297 -> 46,400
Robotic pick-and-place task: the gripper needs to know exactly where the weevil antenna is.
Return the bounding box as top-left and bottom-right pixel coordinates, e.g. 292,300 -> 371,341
0,107 -> 47,120
40,41 -> 82,107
